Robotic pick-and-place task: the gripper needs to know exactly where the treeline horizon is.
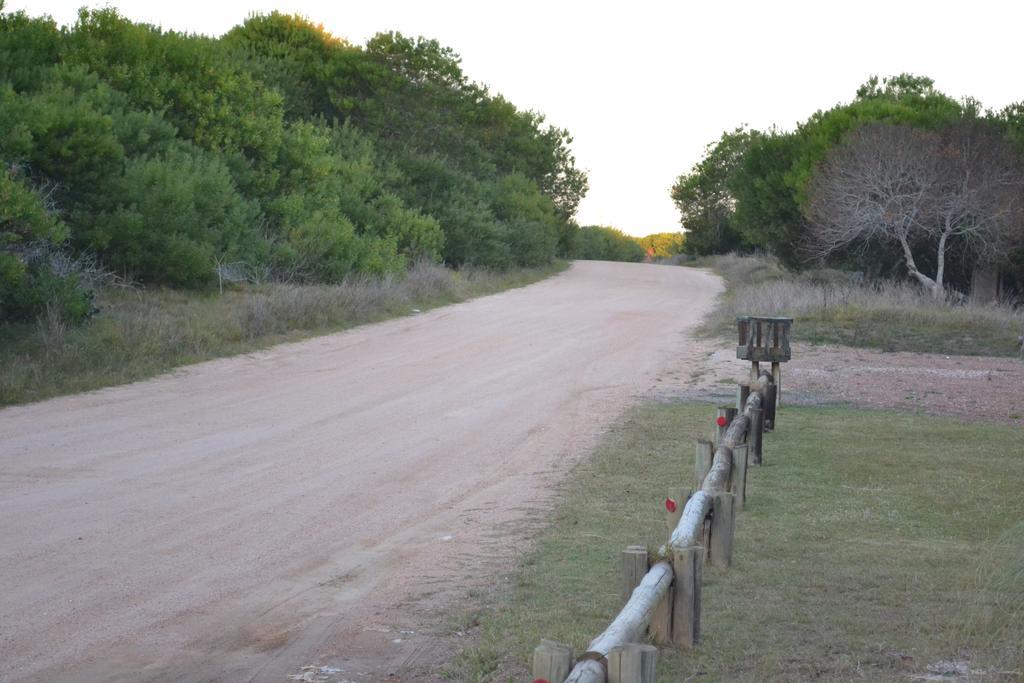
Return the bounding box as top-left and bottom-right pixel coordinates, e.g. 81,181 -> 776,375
574,226 -> 685,263
1,6 -> 591,323
673,74 -> 1024,299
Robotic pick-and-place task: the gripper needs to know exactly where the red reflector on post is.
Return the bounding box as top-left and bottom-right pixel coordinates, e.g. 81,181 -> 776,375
716,416 -> 728,427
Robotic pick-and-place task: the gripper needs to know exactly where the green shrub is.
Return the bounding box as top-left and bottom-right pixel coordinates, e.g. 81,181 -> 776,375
488,174 -> 561,266
636,232 -> 685,259
283,122 -> 444,261
1,258 -> 94,323
366,193 -> 444,261
0,68 -> 126,213
0,160 -> 92,323
436,195 -> 512,268
0,164 -> 67,246
0,5 -> 588,298
0,9 -> 62,92
284,207 -> 363,281
90,149 -> 261,287
573,226 -> 646,262
65,8 -> 286,164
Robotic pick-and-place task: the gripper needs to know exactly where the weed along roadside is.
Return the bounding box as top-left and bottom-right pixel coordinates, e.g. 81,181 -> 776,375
692,254 -> 1023,358
0,262 -> 567,407
531,318 -> 788,683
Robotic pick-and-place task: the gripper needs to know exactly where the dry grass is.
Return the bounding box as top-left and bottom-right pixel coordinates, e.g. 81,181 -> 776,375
694,254 -> 1023,357
0,261 -> 567,406
447,402 -> 1024,682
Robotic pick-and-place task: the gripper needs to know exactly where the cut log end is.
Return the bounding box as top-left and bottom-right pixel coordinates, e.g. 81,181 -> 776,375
533,640 -> 574,683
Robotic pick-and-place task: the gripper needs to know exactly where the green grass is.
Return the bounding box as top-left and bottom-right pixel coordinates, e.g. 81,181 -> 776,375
0,261 -> 568,407
693,254 -> 1023,357
797,306 -> 1022,356
448,402 -> 1024,681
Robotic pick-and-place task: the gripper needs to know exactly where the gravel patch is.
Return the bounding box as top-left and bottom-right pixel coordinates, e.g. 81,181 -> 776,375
672,340 -> 1024,427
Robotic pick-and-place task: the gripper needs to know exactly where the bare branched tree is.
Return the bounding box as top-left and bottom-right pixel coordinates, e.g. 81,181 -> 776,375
931,121 -> 1024,285
805,122 -> 1024,298
806,124 -> 941,291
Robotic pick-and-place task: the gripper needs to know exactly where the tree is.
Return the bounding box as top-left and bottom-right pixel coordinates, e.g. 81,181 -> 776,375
671,127 -> 757,254
537,125 -> 589,224
724,75 -> 965,265
0,5 -> 588,294
636,232 -> 685,259
931,121 -> 1024,290
805,122 -> 1024,297
730,130 -> 804,265
223,12 -> 349,121
855,73 -> 940,101
487,173 -> 561,267
572,226 -> 645,262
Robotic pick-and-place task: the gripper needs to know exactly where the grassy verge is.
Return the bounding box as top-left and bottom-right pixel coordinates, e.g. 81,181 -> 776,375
449,402 -> 1024,681
0,261 -> 567,407
692,254 -> 1023,357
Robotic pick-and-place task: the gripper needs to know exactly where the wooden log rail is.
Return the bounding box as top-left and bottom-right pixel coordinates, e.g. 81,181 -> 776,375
562,562 -> 673,683
535,372 -> 778,683
669,374 -> 768,550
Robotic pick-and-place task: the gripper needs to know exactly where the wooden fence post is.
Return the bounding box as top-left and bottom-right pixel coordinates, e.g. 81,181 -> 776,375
702,515 -> 712,562
665,487 -> 691,534
671,547 -> 702,648
608,644 -> 658,683
708,492 -> 736,568
749,407 -> 764,465
764,383 -> 777,432
737,383 -> 750,412
621,546 -> 649,604
730,444 -> 748,509
715,406 -> 737,446
533,640 -> 573,682
649,580 -> 673,646
771,361 -> 782,408
694,440 -> 713,489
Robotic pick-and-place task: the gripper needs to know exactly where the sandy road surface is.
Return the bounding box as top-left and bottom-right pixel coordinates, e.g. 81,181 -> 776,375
0,261 -> 720,682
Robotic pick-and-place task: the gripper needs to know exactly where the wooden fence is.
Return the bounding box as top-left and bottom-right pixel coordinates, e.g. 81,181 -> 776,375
532,317 -> 791,683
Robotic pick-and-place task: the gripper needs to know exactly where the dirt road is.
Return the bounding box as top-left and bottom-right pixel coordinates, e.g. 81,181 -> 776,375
0,261 -> 720,682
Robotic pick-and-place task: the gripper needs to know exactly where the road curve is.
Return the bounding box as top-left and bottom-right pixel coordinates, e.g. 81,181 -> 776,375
0,261 -> 721,682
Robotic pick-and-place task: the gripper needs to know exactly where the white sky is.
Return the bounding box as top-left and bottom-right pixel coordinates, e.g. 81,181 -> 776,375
10,0 -> 1024,236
